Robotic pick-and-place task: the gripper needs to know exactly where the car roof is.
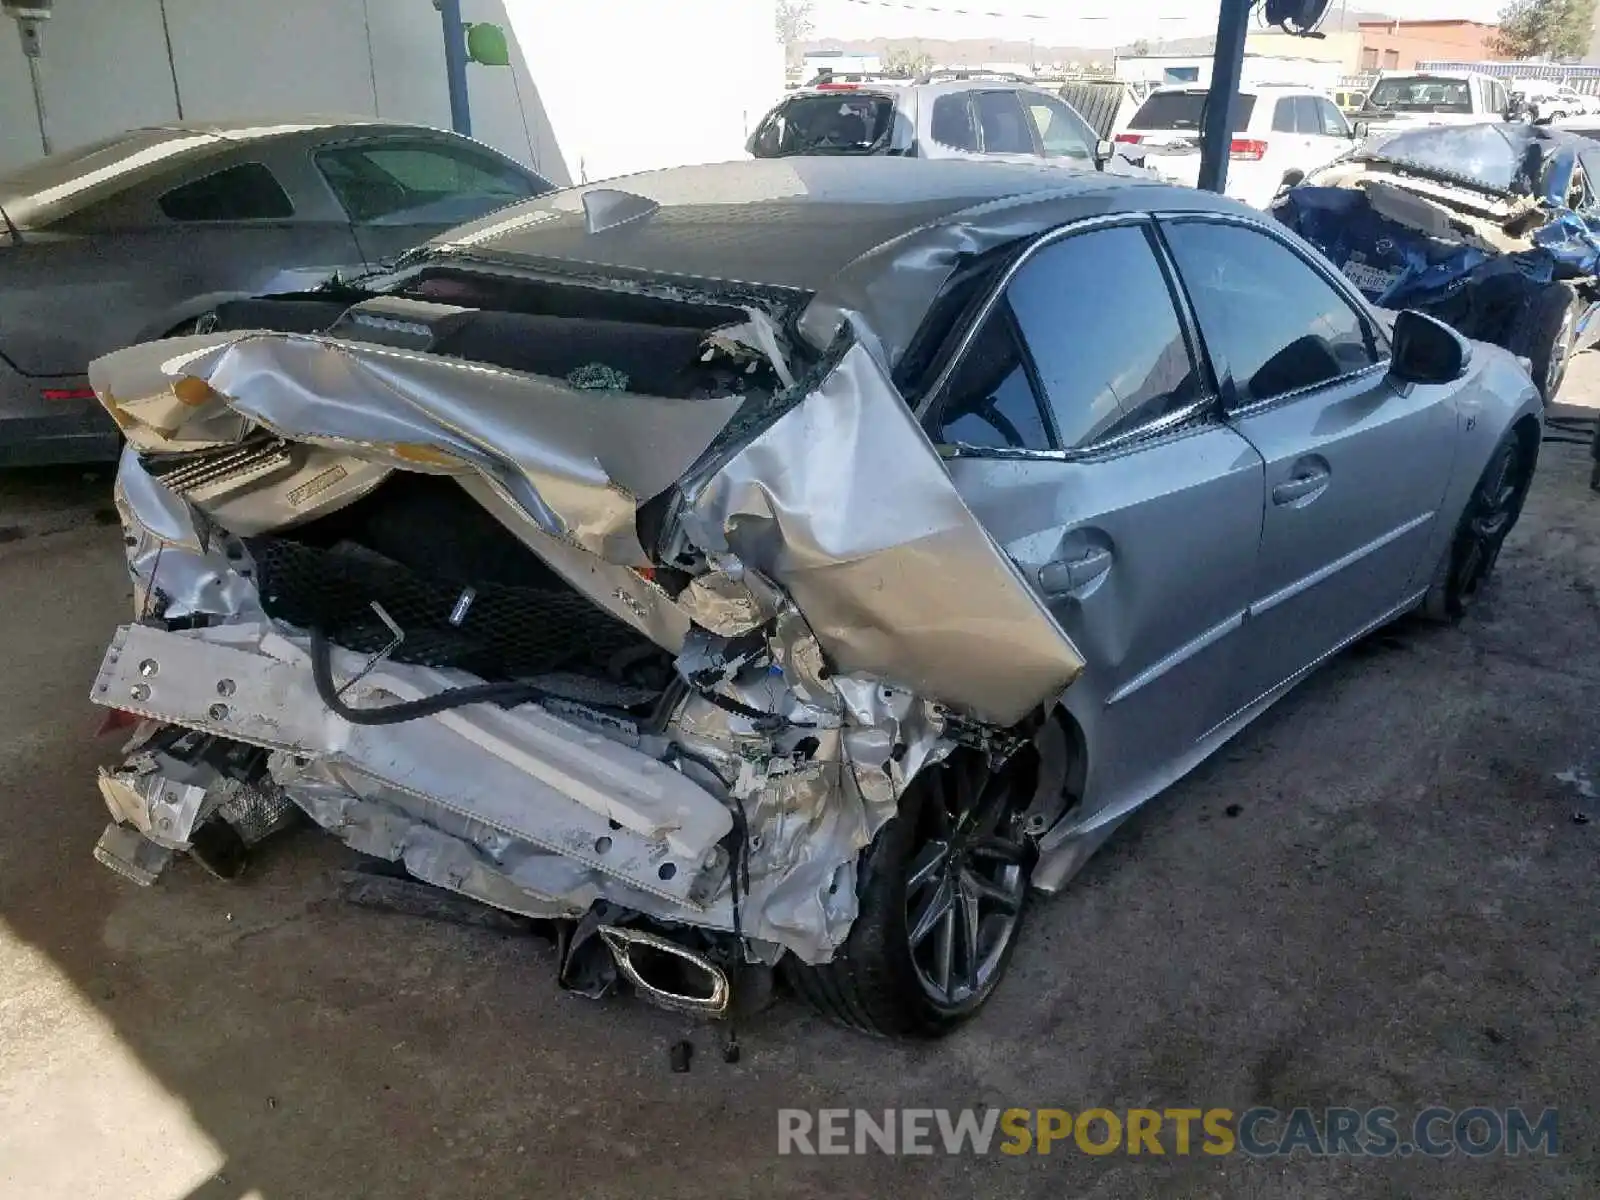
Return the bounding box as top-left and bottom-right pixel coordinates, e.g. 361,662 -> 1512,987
424,156 -> 1236,296
1146,83 -> 1319,95
0,117 -> 478,229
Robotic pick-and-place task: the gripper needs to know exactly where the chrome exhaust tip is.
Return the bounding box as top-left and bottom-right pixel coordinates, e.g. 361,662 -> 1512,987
598,926 -> 731,1018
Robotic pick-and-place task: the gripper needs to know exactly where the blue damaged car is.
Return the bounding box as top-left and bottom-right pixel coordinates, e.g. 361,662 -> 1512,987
1275,121 -> 1600,401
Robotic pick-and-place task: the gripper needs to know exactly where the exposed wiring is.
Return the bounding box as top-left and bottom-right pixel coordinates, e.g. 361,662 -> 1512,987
310,626 -> 554,725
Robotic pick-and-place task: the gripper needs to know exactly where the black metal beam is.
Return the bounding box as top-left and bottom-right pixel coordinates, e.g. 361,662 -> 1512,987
438,0 -> 472,137
1198,0 -> 1254,193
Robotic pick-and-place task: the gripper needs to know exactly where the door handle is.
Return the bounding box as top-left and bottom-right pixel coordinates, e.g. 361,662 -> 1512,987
1272,470 -> 1330,506
1038,547 -> 1112,596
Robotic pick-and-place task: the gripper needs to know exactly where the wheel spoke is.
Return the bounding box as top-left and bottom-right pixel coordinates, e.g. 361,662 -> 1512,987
968,836 -> 1027,864
961,864 -> 1022,914
908,875 -> 954,948
933,906 -> 955,996
955,879 -> 982,985
906,840 -> 948,891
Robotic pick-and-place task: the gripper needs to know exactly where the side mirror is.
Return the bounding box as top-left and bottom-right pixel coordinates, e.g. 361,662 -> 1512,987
1391,309 -> 1470,385
1351,120 -> 1369,139
1095,138 -> 1114,167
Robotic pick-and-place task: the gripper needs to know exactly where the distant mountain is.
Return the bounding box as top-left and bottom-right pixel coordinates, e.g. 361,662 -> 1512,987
801,8 -> 1400,68
800,36 -> 1116,70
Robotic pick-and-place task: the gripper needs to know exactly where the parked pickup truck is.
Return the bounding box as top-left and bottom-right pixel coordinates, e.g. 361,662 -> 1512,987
1355,70 -> 1515,137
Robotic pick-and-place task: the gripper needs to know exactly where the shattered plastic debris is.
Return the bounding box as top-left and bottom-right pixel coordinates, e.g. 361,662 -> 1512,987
565,362 -> 631,392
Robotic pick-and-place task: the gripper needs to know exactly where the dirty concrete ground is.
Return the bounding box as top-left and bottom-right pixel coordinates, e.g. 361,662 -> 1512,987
1,372 -> 1598,1200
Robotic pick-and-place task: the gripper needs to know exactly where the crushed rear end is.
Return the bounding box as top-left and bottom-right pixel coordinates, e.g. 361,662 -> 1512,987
84,267 -> 1082,1013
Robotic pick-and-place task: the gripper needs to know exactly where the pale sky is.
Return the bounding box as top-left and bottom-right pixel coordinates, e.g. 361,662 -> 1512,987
810,0 -> 1506,48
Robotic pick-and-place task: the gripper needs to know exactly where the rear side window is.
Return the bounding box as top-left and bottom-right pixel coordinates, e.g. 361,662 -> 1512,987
937,224 -> 1201,451
936,308 -> 1052,451
1008,225 -> 1200,446
929,93 -> 978,152
1294,96 -> 1322,133
1272,99 -> 1297,133
158,162 -> 293,222
974,91 -> 1035,154
1128,91 -> 1257,132
1164,220 -> 1378,406
316,143 -> 539,224
750,94 -> 896,157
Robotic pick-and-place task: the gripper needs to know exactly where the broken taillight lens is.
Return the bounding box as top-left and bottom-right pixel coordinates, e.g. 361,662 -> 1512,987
96,709 -> 141,737
1229,138 -> 1268,161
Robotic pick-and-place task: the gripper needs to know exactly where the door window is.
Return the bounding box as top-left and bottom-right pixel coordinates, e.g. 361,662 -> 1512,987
929,93 -> 979,151
1024,95 -> 1095,161
1163,220 -> 1380,407
973,91 -> 1036,154
1316,97 -> 1349,137
1293,95 -> 1323,134
1271,98 -> 1298,133
158,162 -> 294,221
316,142 -> 542,224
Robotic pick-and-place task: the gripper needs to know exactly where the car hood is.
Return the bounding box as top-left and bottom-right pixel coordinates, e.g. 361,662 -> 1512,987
1355,121 -> 1600,201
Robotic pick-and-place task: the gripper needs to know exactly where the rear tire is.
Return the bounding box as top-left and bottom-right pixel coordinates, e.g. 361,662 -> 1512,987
1508,282 -> 1577,403
784,749 -> 1034,1039
1422,427 -> 1537,622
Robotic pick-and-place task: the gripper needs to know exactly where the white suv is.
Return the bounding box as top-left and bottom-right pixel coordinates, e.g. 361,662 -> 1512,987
1114,84 -> 1360,209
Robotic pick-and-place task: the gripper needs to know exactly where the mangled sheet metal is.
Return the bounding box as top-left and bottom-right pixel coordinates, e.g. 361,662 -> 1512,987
1279,122 -> 1600,375
85,321 -> 1084,966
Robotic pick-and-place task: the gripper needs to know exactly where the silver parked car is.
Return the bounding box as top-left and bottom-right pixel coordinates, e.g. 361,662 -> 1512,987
84,159 -> 1540,1038
748,77 -> 1134,172
0,118 -> 553,466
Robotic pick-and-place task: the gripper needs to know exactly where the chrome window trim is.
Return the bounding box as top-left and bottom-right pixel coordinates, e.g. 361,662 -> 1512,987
916,211 -> 1213,454
938,395 -> 1213,464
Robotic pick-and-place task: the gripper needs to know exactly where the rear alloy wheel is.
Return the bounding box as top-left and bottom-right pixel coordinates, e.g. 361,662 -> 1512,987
1424,428 -> 1537,621
784,749 -> 1034,1038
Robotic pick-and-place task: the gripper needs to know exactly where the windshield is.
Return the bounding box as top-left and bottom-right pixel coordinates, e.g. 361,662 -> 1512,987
750,93 -> 897,157
0,129 -> 222,228
1127,90 -> 1256,132
1368,76 -> 1472,114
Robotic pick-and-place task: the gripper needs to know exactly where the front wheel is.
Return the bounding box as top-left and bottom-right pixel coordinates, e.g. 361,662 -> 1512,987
784,748 -> 1034,1038
1509,282 -> 1577,403
1423,427 -> 1537,621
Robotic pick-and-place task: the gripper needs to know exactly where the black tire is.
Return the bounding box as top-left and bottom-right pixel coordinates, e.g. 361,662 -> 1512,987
1423,426 -> 1537,622
784,749 -> 1034,1039
1508,282 -> 1577,402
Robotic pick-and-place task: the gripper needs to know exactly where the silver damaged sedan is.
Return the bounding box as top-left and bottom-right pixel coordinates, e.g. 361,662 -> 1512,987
84,158 -> 1542,1038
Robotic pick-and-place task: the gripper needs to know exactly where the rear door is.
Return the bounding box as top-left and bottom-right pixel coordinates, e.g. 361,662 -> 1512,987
1160,215 -> 1459,719
313,137 -> 550,267
930,217 -> 1265,819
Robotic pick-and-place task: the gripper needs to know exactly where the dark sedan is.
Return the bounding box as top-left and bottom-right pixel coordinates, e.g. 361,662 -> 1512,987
0,118 -> 553,466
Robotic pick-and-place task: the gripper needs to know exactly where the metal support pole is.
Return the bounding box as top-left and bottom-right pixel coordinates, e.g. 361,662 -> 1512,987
1197,0 -> 1253,194
437,0 -> 471,137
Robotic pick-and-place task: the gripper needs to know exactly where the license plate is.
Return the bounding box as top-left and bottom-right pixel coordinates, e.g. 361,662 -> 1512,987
1343,259 -> 1400,295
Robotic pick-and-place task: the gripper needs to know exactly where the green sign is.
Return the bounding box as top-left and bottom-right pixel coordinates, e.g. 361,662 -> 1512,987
465,22 -> 510,68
